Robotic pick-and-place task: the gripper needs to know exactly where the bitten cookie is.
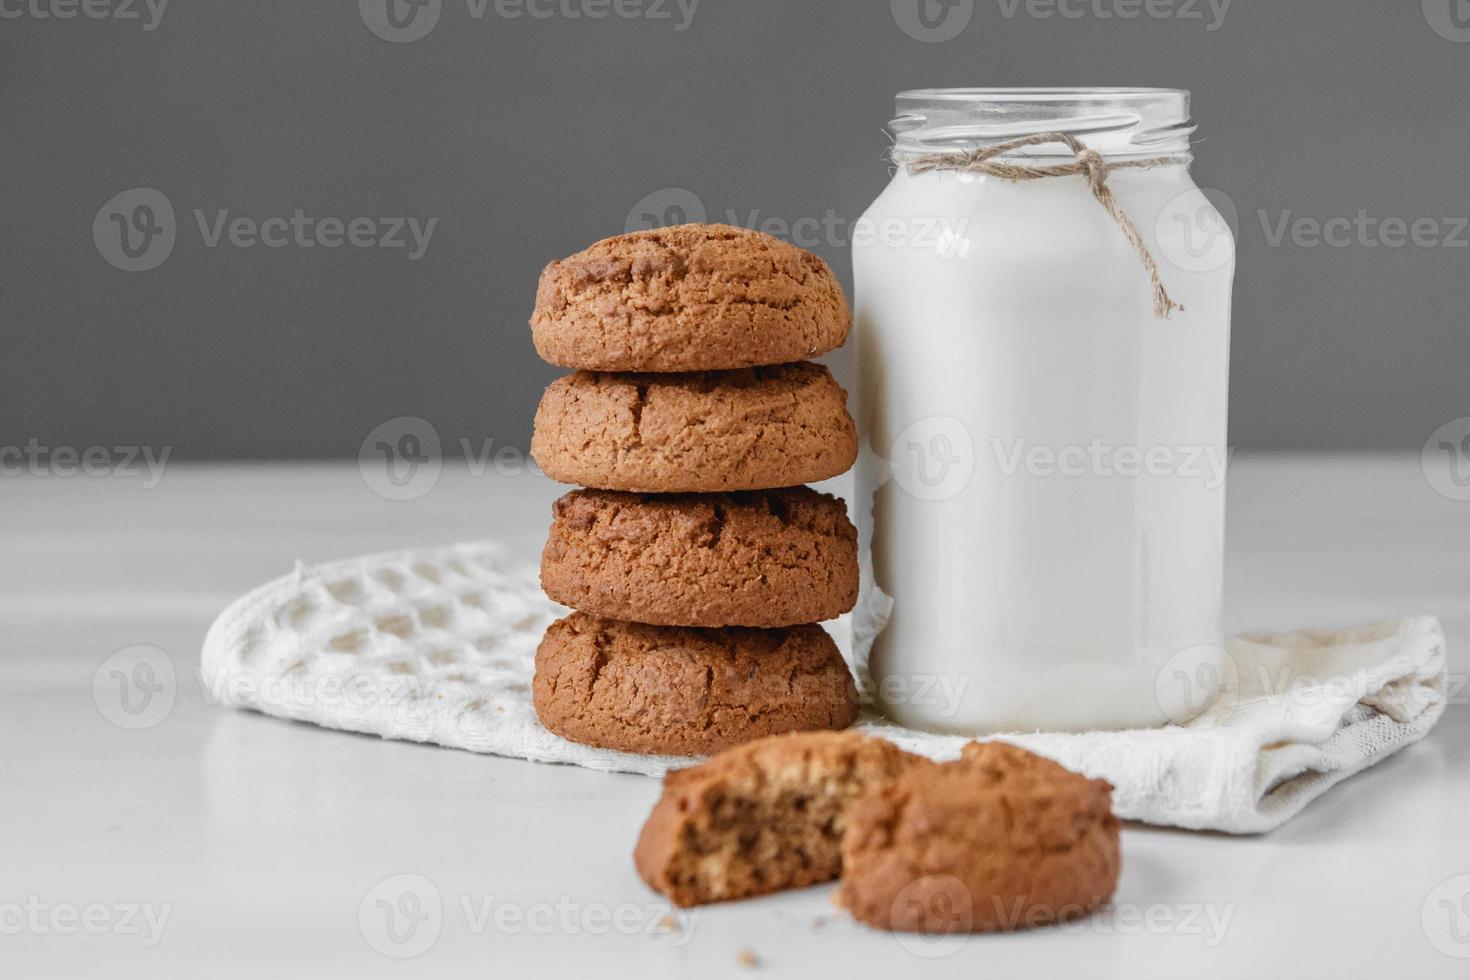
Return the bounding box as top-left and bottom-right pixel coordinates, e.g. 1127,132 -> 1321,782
532,614 -> 859,756
531,224 -> 851,373
541,487 -> 858,628
530,363 -> 858,493
838,742 -> 1121,935
635,733 -> 929,908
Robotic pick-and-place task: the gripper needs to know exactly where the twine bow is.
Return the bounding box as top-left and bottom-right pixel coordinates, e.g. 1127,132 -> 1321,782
904,132 -> 1190,319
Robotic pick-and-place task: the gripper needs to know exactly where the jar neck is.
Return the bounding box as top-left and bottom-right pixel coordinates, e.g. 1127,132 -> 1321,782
889,88 -> 1196,164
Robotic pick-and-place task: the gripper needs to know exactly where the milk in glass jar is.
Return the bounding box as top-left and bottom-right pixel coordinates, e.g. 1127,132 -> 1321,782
853,88 -> 1235,733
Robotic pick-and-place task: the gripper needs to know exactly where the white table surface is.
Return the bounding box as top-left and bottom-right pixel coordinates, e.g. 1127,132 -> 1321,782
4,455 -> 1468,978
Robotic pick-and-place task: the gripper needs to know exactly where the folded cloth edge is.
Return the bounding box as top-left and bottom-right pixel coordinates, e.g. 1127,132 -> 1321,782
199,542 -> 1449,835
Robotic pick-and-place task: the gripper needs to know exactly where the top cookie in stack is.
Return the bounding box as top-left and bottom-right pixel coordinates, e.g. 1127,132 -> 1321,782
531,223 -> 851,373
528,224 -> 862,757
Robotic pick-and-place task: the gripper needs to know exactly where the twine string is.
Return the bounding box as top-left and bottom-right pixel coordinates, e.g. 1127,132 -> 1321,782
904,131 -> 1190,319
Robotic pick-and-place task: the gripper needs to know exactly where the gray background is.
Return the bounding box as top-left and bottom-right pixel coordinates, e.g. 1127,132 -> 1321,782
3,0 -> 1467,457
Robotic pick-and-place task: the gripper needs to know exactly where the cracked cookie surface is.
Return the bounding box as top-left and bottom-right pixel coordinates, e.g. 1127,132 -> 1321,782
530,362 -> 857,492
532,613 -> 859,756
541,487 -> 858,628
635,732 -> 929,907
531,223 -> 851,372
838,742 -> 1121,934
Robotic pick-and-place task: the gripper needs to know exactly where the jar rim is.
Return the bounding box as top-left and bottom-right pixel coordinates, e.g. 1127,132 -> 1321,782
897,87 -> 1187,101
891,87 -> 1194,160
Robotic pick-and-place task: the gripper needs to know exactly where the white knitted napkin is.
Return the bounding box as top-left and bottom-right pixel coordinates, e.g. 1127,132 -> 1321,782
200,541 -> 1448,834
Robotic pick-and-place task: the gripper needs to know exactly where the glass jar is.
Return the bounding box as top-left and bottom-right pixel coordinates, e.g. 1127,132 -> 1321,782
853,88 -> 1234,734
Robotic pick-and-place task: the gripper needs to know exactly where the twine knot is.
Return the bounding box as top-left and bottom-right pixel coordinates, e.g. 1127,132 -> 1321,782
1076,147 -> 1107,189
902,132 -> 1190,320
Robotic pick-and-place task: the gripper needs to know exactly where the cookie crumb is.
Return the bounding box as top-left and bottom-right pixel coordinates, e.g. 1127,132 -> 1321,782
737,947 -> 760,968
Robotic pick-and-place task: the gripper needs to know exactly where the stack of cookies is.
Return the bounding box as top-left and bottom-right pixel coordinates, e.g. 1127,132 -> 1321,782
527,223 -> 862,756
